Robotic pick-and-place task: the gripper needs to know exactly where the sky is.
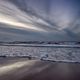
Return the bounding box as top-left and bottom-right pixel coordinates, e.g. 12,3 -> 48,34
0,0 -> 80,41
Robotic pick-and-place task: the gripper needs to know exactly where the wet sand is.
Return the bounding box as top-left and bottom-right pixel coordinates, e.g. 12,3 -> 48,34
0,58 -> 80,80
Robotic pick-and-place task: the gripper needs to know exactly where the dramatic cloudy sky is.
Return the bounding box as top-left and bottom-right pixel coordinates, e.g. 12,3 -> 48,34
0,0 -> 80,41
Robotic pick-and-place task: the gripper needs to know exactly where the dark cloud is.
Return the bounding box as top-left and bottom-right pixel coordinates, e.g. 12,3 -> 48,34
0,0 -> 80,41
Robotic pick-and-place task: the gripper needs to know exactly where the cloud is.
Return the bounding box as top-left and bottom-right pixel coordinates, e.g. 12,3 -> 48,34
0,0 -> 80,41
0,0 -> 48,32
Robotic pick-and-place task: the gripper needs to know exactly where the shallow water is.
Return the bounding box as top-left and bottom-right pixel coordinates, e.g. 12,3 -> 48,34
0,58 -> 80,80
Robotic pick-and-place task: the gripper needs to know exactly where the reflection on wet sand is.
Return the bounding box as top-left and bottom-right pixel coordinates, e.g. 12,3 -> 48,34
0,58 -> 80,80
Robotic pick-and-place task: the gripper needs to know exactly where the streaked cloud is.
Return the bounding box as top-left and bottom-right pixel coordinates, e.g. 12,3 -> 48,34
0,0 -> 80,41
